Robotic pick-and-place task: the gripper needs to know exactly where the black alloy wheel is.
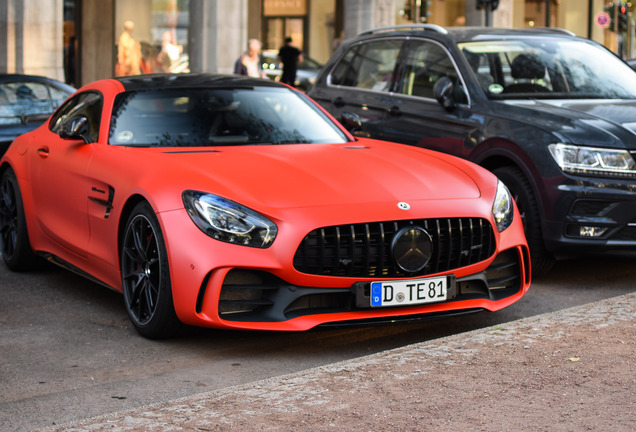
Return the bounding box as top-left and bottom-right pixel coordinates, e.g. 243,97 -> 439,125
493,166 -> 554,277
0,168 -> 37,271
121,201 -> 181,339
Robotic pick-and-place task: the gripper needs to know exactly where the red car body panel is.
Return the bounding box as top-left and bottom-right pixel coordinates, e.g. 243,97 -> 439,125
1,75 -> 530,332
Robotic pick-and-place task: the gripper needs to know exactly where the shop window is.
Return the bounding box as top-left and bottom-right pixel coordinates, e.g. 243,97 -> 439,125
263,0 -> 307,54
115,0 -> 190,76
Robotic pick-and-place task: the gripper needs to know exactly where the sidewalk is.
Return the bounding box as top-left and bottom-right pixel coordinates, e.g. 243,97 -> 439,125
40,292 -> 636,432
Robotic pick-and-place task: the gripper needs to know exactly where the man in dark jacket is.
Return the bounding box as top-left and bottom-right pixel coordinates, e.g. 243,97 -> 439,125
277,37 -> 303,86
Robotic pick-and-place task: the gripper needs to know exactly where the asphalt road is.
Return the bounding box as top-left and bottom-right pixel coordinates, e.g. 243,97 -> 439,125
1,252 -> 636,432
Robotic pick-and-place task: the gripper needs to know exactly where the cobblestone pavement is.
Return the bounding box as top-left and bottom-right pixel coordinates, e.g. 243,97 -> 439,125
37,292 -> 636,432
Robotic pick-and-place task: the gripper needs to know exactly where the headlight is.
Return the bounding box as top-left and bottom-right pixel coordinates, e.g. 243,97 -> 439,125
183,191 -> 277,248
548,143 -> 636,178
492,180 -> 513,233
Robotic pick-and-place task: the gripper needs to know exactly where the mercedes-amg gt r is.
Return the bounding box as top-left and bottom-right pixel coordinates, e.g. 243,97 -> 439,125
0,74 -> 530,338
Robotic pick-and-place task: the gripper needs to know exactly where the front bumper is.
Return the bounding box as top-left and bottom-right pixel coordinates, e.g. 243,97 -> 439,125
160,204 -> 530,331
544,176 -> 636,252
183,247 -> 530,331
215,247 -> 528,324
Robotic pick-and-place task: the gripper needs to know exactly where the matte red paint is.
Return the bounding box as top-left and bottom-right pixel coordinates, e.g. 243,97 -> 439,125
1,77 -> 530,331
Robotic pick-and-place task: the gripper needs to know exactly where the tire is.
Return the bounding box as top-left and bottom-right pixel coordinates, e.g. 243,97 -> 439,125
493,166 -> 554,277
0,168 -> 38,271
121,201 -> 181,339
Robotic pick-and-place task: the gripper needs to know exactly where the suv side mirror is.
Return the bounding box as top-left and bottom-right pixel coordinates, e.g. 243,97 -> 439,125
59,116 -> 90,143
341,112 -> 363,132
433,77 -> 456,112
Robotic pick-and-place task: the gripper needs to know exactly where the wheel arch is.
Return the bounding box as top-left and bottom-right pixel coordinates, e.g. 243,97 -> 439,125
0,161 -> 10,175
0,161 -> 40,271
117,194 -> 182,338
475,145 -> 558,273
0,161 -> 21,184
472,140 -> 548,221
0,160 -> 37,240
117,193 -> 151,256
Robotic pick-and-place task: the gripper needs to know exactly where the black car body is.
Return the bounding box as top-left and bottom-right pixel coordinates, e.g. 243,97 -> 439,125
308,25 -> 636,275
0,74 -> 75,155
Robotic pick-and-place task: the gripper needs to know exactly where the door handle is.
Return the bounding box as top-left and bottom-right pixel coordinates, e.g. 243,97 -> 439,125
37,146 -> 50,158
387,105 -> 402,116
333,97 -> 345,108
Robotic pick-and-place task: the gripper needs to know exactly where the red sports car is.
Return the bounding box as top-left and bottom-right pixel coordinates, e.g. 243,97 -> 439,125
0,74 -> 530,338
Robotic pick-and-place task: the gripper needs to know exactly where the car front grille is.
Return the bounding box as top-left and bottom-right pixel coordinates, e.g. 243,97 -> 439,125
569,200 -> 615,217
293,218 -> 496,278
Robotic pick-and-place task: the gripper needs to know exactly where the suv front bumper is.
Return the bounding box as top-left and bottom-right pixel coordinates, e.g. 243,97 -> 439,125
544,176 -> 636,252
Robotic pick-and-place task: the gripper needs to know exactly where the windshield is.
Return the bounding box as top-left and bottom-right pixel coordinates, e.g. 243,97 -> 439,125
109,87 -> 348,147
458,37 -> 636,99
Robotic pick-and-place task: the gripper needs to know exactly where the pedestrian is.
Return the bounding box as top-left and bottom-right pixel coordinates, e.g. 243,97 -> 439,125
156,31 -> 183,72
277,37 -> 303,86
234,39 -> 266,78
116,20 -> 142,76
64,36 -> 77,86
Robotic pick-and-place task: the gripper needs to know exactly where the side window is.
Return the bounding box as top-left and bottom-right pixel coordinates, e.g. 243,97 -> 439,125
50,91 -> 103,143
329,39 -> 403,92
399,40 -> 463,100
48,86 -> 71,108
330,46 -> 360,86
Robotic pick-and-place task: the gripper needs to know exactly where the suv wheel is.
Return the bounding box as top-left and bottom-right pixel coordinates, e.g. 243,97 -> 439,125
493,166 -> 554,277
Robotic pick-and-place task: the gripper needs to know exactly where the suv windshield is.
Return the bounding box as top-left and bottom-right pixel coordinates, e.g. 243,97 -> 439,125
109,87 -> 347,147
459,38 -> 636,99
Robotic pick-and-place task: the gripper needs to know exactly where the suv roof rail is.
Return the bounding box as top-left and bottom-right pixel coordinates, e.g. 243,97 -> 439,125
359,24 -> 448,36
530,27 -> 576,36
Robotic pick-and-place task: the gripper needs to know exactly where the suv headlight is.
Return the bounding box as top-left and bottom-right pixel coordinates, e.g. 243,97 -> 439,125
548,143 -> 636,178
183,191 -> 277,248
492,180 -> 513,232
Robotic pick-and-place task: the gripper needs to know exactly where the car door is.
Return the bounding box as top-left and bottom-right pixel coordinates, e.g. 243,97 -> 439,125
311,38 -> 405,134
29,91 -> 102,257
367,38 -> 485,159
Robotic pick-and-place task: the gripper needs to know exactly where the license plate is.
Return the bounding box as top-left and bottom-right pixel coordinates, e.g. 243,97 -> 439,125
370,276 -> 447,307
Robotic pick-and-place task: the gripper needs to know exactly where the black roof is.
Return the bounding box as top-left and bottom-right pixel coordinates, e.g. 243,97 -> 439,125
116,73 -> 284,91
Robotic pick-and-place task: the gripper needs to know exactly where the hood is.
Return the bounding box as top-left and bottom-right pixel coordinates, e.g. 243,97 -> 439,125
501,99 -> 636,149
160,142 -> 482,209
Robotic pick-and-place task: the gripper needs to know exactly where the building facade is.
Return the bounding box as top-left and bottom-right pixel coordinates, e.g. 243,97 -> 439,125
0,0 -> 627,87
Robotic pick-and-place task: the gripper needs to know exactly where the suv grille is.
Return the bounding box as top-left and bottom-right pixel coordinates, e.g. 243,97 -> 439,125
293,218 -> 496,278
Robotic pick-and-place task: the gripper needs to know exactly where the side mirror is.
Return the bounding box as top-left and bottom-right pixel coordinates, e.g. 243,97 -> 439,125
59,116 -> 90,143
340,112 -> 362,132
433,77 -> 456,112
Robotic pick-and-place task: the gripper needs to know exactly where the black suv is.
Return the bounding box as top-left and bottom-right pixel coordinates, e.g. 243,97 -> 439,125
308,25 -> 636,276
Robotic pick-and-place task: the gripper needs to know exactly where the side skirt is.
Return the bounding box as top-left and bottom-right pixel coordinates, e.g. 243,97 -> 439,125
37,251 -> 118,292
